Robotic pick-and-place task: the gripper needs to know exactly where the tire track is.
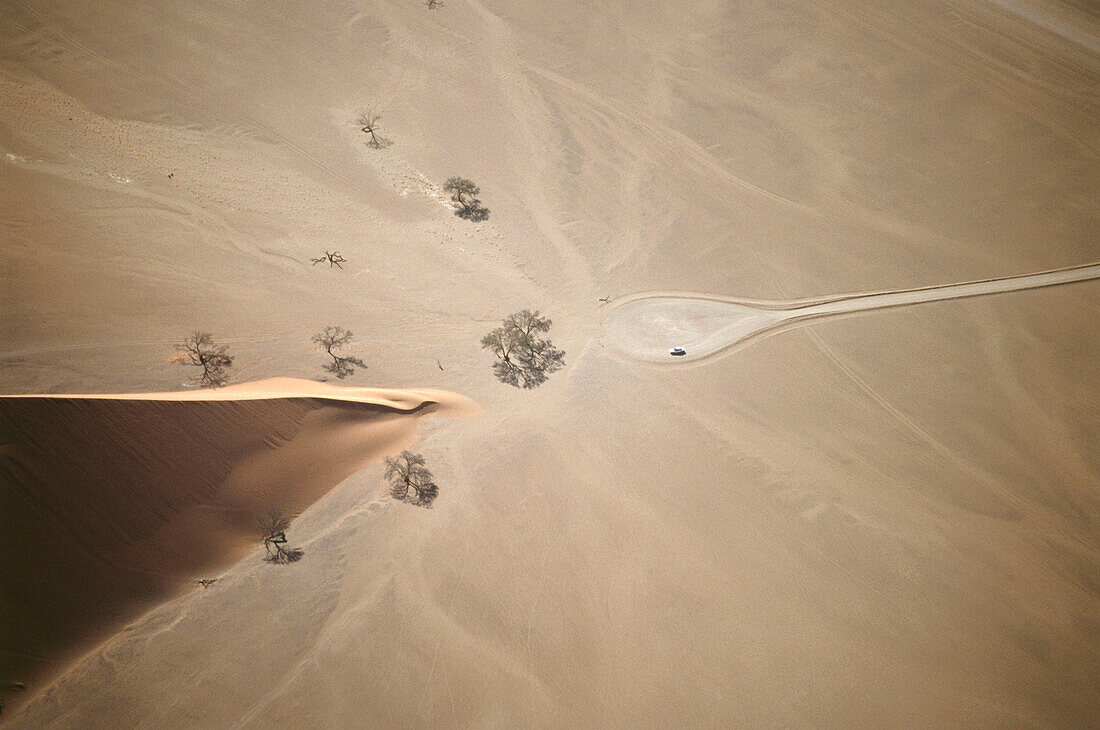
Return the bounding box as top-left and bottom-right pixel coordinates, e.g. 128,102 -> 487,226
804,327 -> 1025,519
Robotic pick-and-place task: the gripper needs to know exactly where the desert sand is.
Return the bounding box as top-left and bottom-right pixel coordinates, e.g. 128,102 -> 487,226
1,0 -> 1098,726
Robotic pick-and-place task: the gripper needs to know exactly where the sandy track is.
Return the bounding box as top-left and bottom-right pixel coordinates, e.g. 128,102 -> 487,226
604,262 -> 1100,363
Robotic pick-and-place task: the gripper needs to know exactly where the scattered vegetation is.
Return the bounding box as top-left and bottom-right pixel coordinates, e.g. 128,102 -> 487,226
443,176 -> 490,221
311,250 -> 347,268
384,450 -> 440,507
357,110 -> 390,148
258,508 -> 304,564
312,326 -> 367,379
480,310 -> 565,388
170,332 -> 234,388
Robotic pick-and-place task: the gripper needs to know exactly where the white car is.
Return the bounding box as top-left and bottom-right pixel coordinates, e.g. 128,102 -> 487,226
669,346 -> 687,356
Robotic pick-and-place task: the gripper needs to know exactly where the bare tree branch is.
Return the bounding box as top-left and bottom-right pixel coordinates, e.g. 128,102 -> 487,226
311,251 -> 347,268
170,332 -> 233,388
258,508 -> 304,564
312,326 -> 367,379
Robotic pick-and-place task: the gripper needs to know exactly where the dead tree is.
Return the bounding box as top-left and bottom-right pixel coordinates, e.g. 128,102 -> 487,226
311,251 -> 347,268
384,450 -> 440,507
480,310 -> 565,388
258,508 -> 304,564
357,111 -> 388,148
170,332 -> 233,388
312,325 -> 367,379
443,176 -> 490,221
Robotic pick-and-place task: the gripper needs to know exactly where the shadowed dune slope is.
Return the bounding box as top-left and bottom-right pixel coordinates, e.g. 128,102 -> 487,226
0,378 -> 475,703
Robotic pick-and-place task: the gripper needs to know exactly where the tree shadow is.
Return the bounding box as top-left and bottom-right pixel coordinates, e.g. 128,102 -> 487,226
456,203 -> 490,222
324,355 -> 367,379
264,546 -> 304,564
489,348 -> 564,389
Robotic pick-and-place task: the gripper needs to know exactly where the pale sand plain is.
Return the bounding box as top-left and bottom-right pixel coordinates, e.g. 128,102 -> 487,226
1,0 -> 1098,726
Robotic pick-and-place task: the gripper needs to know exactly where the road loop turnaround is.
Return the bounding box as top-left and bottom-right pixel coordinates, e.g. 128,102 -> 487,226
603,262 -> 1100,364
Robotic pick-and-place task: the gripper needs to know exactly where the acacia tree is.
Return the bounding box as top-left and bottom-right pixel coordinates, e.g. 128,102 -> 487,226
443,176 -> 489,221
312,326 -> 367,379
170,332 -> 233,388
384,450 -> 440,507
480,310 -> 565,389
258,508 -> 304,564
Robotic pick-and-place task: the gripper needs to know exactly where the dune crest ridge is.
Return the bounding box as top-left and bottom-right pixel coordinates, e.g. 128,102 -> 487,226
0,378 -> 477,710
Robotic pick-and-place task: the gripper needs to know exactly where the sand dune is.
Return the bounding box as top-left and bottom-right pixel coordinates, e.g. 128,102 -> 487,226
0,379 -> 475,710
